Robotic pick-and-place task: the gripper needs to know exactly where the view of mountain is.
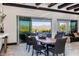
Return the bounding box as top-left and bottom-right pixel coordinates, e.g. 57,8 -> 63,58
32,25 -> 51,32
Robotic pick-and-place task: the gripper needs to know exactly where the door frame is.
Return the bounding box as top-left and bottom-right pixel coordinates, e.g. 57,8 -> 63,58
17,16 -> 20,44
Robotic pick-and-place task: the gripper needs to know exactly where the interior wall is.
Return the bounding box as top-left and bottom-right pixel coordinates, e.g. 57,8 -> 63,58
3,5 -> 79,43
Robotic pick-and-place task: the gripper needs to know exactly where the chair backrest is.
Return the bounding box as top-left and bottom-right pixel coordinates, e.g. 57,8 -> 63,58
19,33 -> 27,42
54,32 -> 65,39
27,36 -> 38,45
54,38 -> 67,54
19,33 -> 26,39
32,37 -> 41,49
31,36 -> 37,45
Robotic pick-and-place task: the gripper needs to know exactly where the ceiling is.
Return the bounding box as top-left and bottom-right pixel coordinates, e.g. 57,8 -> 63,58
3,3 -> 79,15
18,3 -> 79,13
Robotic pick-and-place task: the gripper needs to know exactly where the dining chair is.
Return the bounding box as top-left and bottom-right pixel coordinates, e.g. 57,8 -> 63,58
26,36 -> 34,52
32,37 -> 46,56
48,38 -> 67,56
19,33 -> 30,52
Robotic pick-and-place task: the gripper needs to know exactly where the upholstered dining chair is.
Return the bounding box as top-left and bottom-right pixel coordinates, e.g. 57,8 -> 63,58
32,37 -> 46,56
54,32 -> 65,39
48,38 -> 67,56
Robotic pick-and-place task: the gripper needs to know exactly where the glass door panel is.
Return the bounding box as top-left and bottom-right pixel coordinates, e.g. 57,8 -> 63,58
70,20 -> 77,33
19,17 -> 31,43
32,18 -> 52,38
57,20 -> 70,34
57,19 -> 78,35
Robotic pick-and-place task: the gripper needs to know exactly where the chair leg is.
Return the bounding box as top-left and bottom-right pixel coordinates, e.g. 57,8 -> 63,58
26,45 -> 28,50
28,45 -> 30,52
26,44 -> 28,50
39,51 -> 41,55
56,54 -> 58,56
53,53 -> 58,56
32,49 -> 34,56
0,51 -> 1,56
52,52 -> 55,56
63,52 -> 65,56
44,51 -> 47,56
36,51 -> 38,56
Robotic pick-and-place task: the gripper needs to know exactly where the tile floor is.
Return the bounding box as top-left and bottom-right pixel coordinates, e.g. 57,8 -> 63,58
2,42 -> 79,56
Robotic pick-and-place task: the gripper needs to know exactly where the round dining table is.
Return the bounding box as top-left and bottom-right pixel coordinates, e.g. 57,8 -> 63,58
36,36 -> 56,56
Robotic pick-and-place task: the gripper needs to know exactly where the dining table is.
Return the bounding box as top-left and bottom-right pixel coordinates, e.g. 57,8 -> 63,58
36,36 -> 56,56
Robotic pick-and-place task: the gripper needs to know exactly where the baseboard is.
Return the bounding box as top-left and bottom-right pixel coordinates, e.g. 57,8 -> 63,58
7,42 -> 17,45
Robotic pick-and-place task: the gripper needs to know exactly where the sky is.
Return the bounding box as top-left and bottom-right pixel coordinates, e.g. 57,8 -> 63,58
32,21 -> 51,27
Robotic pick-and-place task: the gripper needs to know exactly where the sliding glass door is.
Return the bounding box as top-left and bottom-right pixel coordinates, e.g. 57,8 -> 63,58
17,16 -> 52,43
57,20 -> 70,34
57,19 -> 78,35
19,17 -> 32,43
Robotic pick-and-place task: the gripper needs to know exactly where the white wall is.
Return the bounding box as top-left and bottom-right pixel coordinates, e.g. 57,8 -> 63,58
3,5 -> 79,43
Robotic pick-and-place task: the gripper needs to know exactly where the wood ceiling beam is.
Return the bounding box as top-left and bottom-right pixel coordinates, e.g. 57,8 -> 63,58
35,3 -> 41,6
67,4 -> 79,10
58,3 -> 73,9
48,3 -> 57,7
74,8 -> 79,11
